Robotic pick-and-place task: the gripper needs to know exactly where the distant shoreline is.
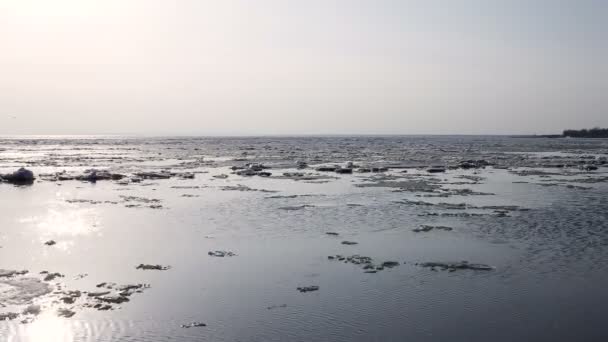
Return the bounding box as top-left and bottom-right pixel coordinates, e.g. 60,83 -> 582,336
512,128 -> 608,139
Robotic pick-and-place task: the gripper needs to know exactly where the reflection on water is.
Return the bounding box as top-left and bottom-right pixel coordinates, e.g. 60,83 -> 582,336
0,136 -> 607,341
20,207 -> 101,238
6,315 -> 75,342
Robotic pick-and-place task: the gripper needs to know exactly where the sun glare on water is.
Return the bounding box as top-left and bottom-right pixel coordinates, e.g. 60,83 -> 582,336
6,315 -> 75,342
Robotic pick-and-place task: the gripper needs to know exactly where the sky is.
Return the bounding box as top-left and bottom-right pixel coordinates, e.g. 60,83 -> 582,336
0,0 -> 606,135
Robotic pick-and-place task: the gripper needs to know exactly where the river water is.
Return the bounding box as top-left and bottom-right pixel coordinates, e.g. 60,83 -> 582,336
1,136 -> 607,341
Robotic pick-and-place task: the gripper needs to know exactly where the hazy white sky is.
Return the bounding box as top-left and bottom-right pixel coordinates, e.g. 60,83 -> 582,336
1,0 -> 606,135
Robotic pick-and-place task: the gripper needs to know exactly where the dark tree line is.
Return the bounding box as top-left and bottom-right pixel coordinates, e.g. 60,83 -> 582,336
563,127 -> 608,138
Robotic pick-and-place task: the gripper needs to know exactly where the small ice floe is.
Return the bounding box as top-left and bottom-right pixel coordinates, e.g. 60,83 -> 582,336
419,261 -> 494,272
297,286 -> 319,293
57,308 -> 76,318
0,312 -> 18,321
136,264 -> 171,271
0,269 -> 28,278
181,322 -> 207,328
341,241 -> 358,245
412,225 -> 453,233
208,251 -> 236,257
40,271 -> 64,282
426,167 -> 446,173
278,205 -> 314,211
267,304 -> 288,310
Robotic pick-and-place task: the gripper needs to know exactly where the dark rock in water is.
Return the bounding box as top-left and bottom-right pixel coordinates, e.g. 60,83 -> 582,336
44,240 -> 57,246
181,322 -> 207,328
381,261 -> 400,268
364,270 -> 378,274
420,261 -> 494,271
325,232 -> 339,236
0,312 -> 18,321
341,241 -> 358,245
413,225 -> 453,233
258,171 -> 272,177
136,264 -> 171,271
297,285 -> 319,293
87,291 -> 111,297
1,168 -> 35,184
208,250 -> 236,257
57,308 -> 76,318
426,167 -> 446,173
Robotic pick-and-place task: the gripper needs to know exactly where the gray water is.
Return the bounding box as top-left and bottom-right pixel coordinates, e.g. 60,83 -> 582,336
1,136 -> 607,341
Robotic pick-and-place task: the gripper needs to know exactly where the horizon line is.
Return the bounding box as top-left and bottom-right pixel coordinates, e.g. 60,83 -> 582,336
0,132 -> 567,138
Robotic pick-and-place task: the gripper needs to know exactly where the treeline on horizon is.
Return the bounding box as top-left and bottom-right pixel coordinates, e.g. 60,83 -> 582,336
563,127 -> 608,138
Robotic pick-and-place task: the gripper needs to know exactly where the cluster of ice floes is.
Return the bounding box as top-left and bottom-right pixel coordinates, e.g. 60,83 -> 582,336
327,255 -> 401,274
0,149 -> 604,330
0,268 -> 160,324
